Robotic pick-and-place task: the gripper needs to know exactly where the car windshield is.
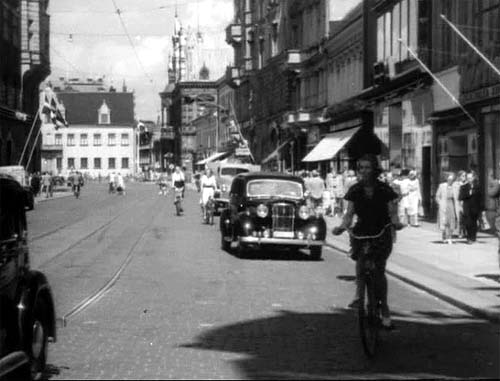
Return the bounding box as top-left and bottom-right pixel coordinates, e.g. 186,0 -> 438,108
247,179 -> 303,198
220,167 -> 249,176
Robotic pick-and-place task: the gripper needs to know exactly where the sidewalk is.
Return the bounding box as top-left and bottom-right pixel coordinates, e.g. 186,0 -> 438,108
34,187 -> 72,204
324,216 -> 500,323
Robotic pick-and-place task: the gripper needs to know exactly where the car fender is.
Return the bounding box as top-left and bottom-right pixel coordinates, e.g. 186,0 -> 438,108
303,217 -> 327,239
16,270 -> 57,345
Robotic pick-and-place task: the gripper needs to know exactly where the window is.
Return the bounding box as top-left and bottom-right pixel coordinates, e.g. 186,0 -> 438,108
94,158 -> 101,169
93,134 -> 101,146
108,157 -> 116,169
80,157 -> 88,169
98,100 -> 110,124
108,133 -> 116,146
56,157 -> 62,170
55,134 -> 62,146
80,134 -> 88,146
121,157 -> 129,169
67,134 -> 75,146
68,158 -> 75,169
121,133 -> 129,146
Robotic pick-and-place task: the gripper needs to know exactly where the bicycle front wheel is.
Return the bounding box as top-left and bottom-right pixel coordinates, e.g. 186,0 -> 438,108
358,275 -> 380,357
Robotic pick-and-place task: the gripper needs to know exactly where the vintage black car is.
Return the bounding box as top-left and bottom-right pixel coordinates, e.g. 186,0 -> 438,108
0,174 -> 57,380
220,172 -> 326,259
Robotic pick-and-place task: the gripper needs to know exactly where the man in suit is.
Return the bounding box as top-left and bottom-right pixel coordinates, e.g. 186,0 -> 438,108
459,171 -> 482,244
488,163 -> 500,267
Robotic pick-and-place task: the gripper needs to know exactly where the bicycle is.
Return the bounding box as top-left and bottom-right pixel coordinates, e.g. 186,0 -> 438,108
202,196 -> 215,225
335,223 -> 394,357
174,186 -> 184,216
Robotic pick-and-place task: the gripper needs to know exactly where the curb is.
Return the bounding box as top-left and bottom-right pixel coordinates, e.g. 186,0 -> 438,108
324,241 -> 499,324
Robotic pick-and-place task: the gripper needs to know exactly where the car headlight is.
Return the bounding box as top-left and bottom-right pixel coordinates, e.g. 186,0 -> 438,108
298,205 -> 309,220
256,204 -> 268,218
221,184 -> 227,192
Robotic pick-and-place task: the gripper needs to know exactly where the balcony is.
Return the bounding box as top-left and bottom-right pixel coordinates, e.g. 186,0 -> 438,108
181,125 -> 197,135
226,66 -> 242,88
41,144 -> 63,152
281,50 -> 302,73
161,126 -> 175,140
225,24 -> 242,45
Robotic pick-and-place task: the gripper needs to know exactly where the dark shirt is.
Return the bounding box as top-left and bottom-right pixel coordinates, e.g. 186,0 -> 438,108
458,181 -> 481,215
344,180 -> 398,235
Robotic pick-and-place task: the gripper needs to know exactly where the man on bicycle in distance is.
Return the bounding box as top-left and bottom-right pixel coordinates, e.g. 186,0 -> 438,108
332,153 -> 403,329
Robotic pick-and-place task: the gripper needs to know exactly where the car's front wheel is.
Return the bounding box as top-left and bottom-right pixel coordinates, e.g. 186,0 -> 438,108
310,246 -> 322,261
28,297 -> 49,380
221,231 -> 231,252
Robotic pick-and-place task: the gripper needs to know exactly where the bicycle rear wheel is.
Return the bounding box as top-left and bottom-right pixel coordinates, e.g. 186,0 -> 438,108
358,275 -> 380,357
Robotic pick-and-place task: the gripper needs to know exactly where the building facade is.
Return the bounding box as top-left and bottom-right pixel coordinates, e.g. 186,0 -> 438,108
430,0 -> 500,211
0,0 -> 50,171
41,83 -> 136,177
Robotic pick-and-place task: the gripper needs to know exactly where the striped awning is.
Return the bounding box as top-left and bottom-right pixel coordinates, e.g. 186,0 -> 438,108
302,127 -> 360,162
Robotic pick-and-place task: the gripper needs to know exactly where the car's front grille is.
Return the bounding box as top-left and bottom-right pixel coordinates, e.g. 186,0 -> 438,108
272,203 -> 295,232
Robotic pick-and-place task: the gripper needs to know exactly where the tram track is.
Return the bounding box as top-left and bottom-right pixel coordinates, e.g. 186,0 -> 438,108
56,195 -> 167,325
34,197 -> 144,269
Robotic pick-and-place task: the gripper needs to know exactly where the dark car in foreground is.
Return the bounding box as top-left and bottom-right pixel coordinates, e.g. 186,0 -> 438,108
0,174 -> 57,380
220,172 -> 326,260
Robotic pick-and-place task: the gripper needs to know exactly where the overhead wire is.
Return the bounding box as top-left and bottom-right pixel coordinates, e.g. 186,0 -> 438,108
110,0 -> 156,88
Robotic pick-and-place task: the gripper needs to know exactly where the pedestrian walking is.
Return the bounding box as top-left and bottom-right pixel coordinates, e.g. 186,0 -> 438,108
41,172 -> 52,198
325,169 -> 336,217
453,170 -> 467,238
108,172 -> 116,193
459,171 -> 482,244
30,172 -> 41,197
435,172 -> 458,244
307,170 -> 325,209
486,168 -> 499,235
395,169 -> 411,226
487,162 -> 500,267
407,170 -> 422,227
116,172 -> 126,195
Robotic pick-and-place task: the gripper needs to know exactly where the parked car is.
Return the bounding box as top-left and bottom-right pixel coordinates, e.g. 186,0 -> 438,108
208,161 -> 261,215
0,174 -> 57,380
51,175 -> 66,186
0,166 -> 34,211
219,172 -> 326,259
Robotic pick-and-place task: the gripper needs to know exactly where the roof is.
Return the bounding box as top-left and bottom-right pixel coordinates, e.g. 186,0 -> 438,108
56,92 -> 135,125
236,172 -> 304,183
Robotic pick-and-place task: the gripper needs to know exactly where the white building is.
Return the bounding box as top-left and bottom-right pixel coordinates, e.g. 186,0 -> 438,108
41,82 -> 137,178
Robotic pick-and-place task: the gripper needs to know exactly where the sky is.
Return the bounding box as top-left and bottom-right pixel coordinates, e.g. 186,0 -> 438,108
49,0 -> 359,120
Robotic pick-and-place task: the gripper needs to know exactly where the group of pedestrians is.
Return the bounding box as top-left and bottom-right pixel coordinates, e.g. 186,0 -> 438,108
108,172 -> 126,195
29,172 -> 57,198
435,170 -> 483,244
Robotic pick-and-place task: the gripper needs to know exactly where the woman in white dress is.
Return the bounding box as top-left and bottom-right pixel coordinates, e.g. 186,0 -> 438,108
407,170 -> 422,226
200,168 -> 218,219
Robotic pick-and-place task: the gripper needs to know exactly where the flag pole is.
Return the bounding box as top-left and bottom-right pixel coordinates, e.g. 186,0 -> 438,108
18,110 -> 39,166
440,14 -> 500,77
398,38 -> 477,125
229,98 -> 255,164
25,123 -> 42,171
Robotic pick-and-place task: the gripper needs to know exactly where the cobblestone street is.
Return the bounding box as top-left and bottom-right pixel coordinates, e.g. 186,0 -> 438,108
25,183 -> 499,379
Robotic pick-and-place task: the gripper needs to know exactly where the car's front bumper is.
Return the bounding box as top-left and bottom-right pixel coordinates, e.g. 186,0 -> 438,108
239,236 -> 324,247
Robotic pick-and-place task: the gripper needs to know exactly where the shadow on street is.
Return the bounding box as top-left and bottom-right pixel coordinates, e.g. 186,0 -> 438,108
181,309 -> 499,379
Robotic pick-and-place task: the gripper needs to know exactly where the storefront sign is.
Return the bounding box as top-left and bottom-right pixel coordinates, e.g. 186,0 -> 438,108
460,83 -> 500,105
329,118 -> 363,133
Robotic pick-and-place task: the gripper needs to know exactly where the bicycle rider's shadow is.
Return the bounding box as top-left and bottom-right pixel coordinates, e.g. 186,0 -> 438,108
180,309 -> 498,379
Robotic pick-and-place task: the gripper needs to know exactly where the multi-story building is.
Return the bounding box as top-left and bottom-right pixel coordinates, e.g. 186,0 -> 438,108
137,120 -> 157,172
170,74 -> 217,175
357,0 -> 434,215
0,0 -> 50,171
41,80 -> 136,177
430,0 -> 500,211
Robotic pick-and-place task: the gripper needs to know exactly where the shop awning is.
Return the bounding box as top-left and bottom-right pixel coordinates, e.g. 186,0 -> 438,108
261,139 -> 292,164
196,152 -> 227,165
302,127 -> 360,162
